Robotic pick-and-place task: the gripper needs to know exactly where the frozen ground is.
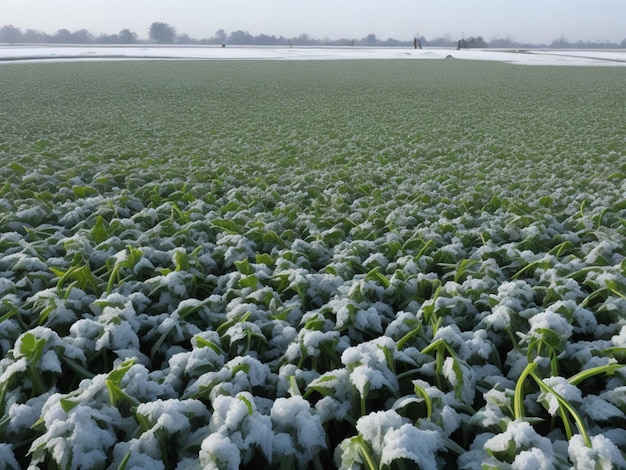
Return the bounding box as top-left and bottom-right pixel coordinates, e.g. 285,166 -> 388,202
1,44 -> 625,66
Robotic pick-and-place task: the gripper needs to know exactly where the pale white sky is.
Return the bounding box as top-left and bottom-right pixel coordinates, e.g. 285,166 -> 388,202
1,0 -> 624,44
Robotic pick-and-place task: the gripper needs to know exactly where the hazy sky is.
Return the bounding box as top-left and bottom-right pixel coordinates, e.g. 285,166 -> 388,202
1,0 -> 625,44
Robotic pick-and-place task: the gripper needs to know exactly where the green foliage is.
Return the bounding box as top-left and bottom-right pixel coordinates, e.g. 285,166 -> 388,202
0,59 -> 624,469
106,358 -> 139,407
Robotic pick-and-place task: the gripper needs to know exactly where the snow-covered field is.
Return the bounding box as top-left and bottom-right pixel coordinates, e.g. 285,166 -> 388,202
0,55 -> 625,469
1,44 -> 625,66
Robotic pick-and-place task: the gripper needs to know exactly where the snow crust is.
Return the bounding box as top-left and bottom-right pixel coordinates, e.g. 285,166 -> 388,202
0,45 -> 624,66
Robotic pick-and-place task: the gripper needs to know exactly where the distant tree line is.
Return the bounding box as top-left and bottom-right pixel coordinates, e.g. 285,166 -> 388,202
0,24 -> 138,44
545,35 -> 626,49
0,25 -> 139,44
1,23 -> 625,49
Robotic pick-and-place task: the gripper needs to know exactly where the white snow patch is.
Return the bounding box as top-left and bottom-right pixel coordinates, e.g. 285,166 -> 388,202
200,433 -> 241,470
568,434 -> 626,469
1,45 -> 625,66
380,423 -> 440,469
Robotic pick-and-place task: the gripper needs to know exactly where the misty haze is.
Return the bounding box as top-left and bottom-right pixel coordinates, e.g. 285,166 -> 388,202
1,21 -> 626,49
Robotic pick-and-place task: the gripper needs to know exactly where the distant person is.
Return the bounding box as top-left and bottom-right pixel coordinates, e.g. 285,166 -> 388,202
457,39 -> 462,50
414,38 -> 418,49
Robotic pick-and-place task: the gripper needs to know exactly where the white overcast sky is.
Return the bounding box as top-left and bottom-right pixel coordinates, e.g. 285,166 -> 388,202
1,0 -> 625,44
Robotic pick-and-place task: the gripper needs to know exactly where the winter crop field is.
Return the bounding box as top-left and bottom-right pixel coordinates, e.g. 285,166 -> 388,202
1,58 -> 625,469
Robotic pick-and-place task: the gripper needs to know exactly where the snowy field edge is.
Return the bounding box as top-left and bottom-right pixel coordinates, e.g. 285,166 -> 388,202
1,44 -> 626,66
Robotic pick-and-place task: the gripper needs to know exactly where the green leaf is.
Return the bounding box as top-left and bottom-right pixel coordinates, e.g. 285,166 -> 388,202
51,264 -> 99,294
19,332 -> 46,362
0,178 -> 13,197
230,363 -> 250,376
60,398 -> 79,413
92,215 -> 109,244
397,324 -> 423,350
421,338 -> 445,356
365,267 -> 390,288
9,162 -> 27,175
212,219 -> 242,234
174,249 -> 190,271
413,382 -> 433,419
355,435 -> 378,470
304,374 -> 338,399
606,279 -> 626,300
106,359 -> 138,407
238,394 -> 254,415
239,274 -> 259,289
533,327 -> 564,350
194,335 -> 222,354
72,185 -> 98,198
117,451 -> 132,470
235,259 -> 254,275
568,363 -> 625,386
514,362 -> 536,420
255,253 -> 275,266
531,369 -> 591,447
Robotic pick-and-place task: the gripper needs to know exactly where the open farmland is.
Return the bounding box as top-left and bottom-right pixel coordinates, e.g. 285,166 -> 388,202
1,58 -> 626,469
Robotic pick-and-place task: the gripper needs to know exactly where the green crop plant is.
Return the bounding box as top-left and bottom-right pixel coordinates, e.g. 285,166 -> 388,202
0,58 -> 624,469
